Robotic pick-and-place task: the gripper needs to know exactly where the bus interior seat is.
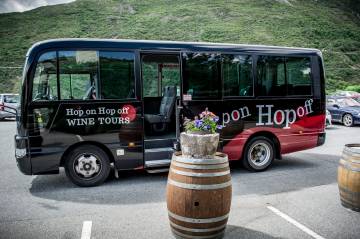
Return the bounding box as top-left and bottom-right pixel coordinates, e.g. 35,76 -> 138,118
127,89 -> 135,99
275,85 -> 286,95
144,86 -> 176,133
240,86 -> 252,96
83,84 -> 96,100
290,85 -> 311,95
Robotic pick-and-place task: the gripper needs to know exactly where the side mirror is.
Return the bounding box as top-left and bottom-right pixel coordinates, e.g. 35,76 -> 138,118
333,104 -> 340,109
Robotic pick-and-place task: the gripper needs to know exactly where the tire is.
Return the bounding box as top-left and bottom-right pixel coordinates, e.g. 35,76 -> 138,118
242,136 -> 275,172
65,145 -> 111,187
342,114 -> 353,127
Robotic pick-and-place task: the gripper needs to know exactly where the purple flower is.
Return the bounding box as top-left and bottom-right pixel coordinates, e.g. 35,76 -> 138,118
195,119 -> 203,128
213,116 -> 219,122
216,125 -> 223,130
205,125 -> 210,130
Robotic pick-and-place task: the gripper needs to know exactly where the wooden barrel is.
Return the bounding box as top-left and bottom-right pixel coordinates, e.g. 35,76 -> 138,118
338,144 -> 360,211
166,152 -> 232,239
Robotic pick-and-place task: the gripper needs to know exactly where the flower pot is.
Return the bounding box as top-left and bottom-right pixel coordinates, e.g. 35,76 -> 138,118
180,132 -> 219,158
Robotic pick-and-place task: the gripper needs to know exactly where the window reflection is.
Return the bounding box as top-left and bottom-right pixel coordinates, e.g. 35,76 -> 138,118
223,55 -> 253,97
182,53 -> 220,99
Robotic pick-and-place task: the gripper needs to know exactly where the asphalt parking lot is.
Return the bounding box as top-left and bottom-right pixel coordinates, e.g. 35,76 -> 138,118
0,120 -> 359,239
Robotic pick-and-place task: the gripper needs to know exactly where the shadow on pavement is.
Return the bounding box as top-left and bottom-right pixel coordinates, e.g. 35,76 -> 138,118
325,126 -> 339,130
225,225 -> 282,239
231,152 -> 339,196
29,153 -> 339,205
30,169 -> 169,205
0,118 -> 15,121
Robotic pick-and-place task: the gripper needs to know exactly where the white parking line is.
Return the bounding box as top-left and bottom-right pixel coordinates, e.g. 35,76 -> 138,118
81,221 -> 92,239
267,206 -> 325,239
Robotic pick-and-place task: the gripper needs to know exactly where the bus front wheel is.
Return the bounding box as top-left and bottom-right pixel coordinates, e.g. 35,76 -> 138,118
65,145 -> 111,187
243,136 -> 275,172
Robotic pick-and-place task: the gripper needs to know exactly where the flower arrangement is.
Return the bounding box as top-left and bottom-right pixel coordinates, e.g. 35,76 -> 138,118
184,108 -> 223,134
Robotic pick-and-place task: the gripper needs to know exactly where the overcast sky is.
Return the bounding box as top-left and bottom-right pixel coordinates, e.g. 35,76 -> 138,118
0,0 -> 76,13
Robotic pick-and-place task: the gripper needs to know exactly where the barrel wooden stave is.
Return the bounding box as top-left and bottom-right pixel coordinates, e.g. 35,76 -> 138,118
167,185 -> 232,219
169,169 -> 231,185
337,144 -> 360,212
167,152 -> 232,239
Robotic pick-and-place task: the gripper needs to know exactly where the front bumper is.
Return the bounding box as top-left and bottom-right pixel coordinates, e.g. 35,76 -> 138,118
0,111 -> 15,119
354,115 -> 360,125
14,135 -> 32,175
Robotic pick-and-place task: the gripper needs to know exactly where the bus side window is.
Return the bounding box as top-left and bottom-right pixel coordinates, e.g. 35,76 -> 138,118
59,51 -> 98,100
99,51 -> 135,99
32,51 -> 58,101
257,56 -> 286,96
182,52 -> 221,99
223,54 -> 253,97
286,57 -> 312,95
257,56 -> 312,97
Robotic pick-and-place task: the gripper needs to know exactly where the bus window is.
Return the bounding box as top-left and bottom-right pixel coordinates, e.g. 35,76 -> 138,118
32,51 -> 57,101
142,56 -> 159,97
59,51 -> 98,100
223,55 -> 253,97
182,53 -> 220,99
257,56 -> 286,96
286,57 -> 312,95
258,56 -> 313,96
142,54 -> 180,97
99,51 -> 135,99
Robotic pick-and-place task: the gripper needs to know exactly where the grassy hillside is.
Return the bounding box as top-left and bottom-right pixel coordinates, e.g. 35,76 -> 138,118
0,0 -> 359,93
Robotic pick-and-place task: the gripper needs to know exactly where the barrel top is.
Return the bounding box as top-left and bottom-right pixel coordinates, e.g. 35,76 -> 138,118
344,144 -> 360,155
173,152 -> 229,165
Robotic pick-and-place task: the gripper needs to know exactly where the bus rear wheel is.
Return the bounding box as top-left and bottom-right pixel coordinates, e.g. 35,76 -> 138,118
243,136 -> 275,172
65,145 -> 111,187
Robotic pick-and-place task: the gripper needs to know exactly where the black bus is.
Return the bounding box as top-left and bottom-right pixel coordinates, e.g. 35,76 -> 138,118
15,39 -> 326,186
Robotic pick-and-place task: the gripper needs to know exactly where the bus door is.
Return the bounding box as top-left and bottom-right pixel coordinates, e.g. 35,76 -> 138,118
141,53 -> 181,169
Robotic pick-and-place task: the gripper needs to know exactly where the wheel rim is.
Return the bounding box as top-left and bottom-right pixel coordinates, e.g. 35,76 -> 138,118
343,115 -> 353,126
249,142 -> 271,167
73,153 -> 102,179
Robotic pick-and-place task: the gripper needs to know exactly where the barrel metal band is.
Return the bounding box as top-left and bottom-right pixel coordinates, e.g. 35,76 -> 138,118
340,199 -> 360,211
342,151 -> 360,162
171,161 -> 229,170
173,156 -> 228,165
171,228 -> 225,239
344,144 -> 360,155
340,196 -> 360,208
168,210 -> 229,223
338,185 -> 360,196
170,221 -> 226,233
168,179 -> 232,190
171,168 -> 230,177
339,159 -> 360,172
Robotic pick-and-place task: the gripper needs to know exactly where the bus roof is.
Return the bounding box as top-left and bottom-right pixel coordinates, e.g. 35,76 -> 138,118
26,38 -> 322,57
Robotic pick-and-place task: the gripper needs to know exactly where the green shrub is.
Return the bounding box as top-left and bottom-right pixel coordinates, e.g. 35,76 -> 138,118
345,85 -> 360,93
